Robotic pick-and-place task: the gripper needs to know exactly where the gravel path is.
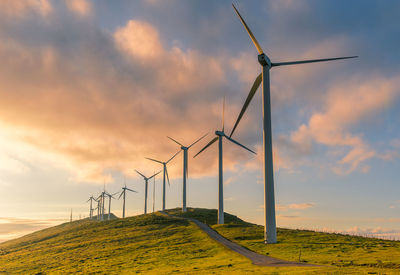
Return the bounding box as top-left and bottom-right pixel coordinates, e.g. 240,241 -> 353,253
159,211 -> 317,267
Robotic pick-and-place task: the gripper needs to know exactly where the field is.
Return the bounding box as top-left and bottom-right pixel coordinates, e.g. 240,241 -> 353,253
0,208 -> 399,274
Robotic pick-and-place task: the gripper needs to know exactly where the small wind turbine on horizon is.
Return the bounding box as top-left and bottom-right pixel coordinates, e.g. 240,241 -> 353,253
231,4 -> 357,243
86,195 -> 96,219
97,186 -> 107,221
167,133 -> 208,212
145,150 -> 180,211
105,191 -> 119,220
118,178 -> 137,218
135,170 -> 161,214
194,98 -> 256,224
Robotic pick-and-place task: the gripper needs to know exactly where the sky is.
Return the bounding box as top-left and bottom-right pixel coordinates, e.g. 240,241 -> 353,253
0,0 -> 399,242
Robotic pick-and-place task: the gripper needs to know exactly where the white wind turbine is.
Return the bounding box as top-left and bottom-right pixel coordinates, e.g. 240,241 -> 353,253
86,195 -> 96,219
135,170 -> 161,214
167,133 -> 208,212
231,4 -> 357,243
105,191 -> 119,220
97,187 -> 107,221
194,98 -> 256,224
145,150 -> 180,211
118,179 -> 137,218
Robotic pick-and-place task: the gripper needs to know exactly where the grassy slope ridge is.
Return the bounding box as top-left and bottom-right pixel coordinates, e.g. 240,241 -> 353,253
168,208 -> 400,274
0,208 -> 398,274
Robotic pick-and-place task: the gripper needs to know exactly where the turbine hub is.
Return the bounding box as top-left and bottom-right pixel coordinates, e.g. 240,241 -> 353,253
181,146 -> 188,150
215,130 -> 224,136
258,53 -> 271,68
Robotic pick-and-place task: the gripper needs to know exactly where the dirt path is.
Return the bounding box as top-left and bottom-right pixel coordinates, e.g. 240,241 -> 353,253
159,211 -> 317,267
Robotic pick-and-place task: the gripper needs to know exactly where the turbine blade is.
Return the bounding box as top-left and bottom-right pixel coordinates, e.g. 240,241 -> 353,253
118,191 -> 124,199
167,149 -> 181,164
126,188 -> 137,193
86,198 -> 91,203
272,56 -> 358,67
230,73 -> 262,137
165,166 -> 170,187
186,158 -> 188,179
188,132 -> 209,148
224,134 -> 256,154
232,4 -> 264,54
222,96 -> 225,132
167,136 -> 183,147
193,137 -> 218,158
148,170 -> 161,180
135,170 -> 146,179
145,157 -> 163,164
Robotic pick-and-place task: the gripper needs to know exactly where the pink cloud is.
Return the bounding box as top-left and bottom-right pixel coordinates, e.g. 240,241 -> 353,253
290,76 -> 400,174
0,0 -> 52,17
65,0 -> 92,16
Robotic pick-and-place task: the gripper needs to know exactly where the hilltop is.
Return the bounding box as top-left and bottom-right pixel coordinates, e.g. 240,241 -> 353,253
0,208 -> 399,274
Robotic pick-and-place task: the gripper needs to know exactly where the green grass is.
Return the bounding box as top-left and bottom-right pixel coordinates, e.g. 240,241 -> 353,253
168,207 -> 400,274
0,208 -> 399,274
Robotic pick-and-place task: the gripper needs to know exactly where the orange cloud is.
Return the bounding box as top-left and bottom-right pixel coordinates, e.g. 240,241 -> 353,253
65,0 -> 92,16
0,18 -> 253,184
276,203 -> 314,211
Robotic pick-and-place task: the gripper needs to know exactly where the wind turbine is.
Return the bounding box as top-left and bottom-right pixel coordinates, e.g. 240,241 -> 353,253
194,98 -> 256,224
86,195 -> 96,219
135,170 -> 161,214
231,4 -> 357,243
145,150 -> 180,210
167,133 -> 208,212
97,188 -> 107,221
118,179 -> 137,218
105,191 -> 119,220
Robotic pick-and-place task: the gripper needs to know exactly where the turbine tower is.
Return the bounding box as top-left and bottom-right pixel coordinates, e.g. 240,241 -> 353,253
118,179 -> 137,218
232,4 -> 357,243
194,98 -> 256,224
145,150 -> 180,210
135,170 -> 161,214
167,133 -> 208,212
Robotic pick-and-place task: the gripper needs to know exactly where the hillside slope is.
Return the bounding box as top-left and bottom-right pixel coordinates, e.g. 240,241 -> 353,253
0,208 -> 399,274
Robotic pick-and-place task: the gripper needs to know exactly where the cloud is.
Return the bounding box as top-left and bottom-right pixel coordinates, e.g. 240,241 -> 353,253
0,0 -> 52,17
276,203 -> 314,211
289,76 -> 400,174
65,0 -> 92,16
0,217 -> 65,243
0,15 -> 256,184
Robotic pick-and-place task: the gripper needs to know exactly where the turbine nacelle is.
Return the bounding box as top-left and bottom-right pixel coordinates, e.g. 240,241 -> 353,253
258,53 -> 271,67
215,130 -> 224,136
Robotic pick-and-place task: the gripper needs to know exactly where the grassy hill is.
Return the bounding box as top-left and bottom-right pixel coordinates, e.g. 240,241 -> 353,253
0,208 -> 399,274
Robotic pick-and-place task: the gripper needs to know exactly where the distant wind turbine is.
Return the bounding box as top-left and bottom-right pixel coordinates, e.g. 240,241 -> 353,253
145,150 -> 180,210
86,195 -> 96,219
118,178 -> 137,218
194,98 -> 256,224
231,4 -> 357,243
167,133 -> 208,212
105,191 -> 119,220
135,170 -> 161,214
